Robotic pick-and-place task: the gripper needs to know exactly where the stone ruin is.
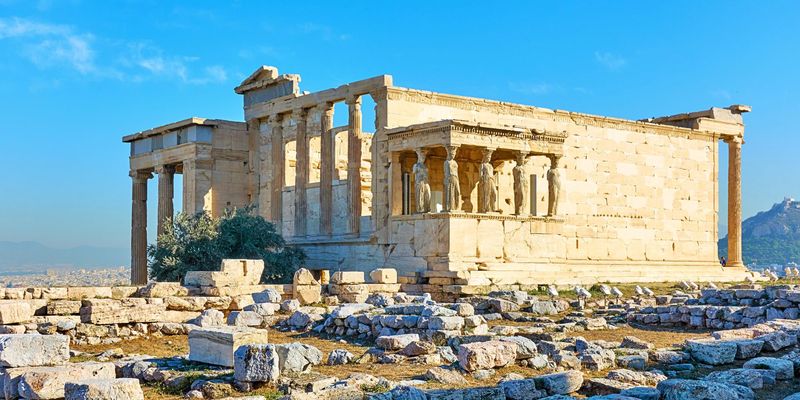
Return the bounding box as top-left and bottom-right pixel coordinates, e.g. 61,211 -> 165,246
1,260 -> 799,399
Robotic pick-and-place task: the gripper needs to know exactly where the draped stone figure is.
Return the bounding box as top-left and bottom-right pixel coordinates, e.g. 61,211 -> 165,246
547,155 -> 561,216
443,146 -> 461,212
479,148 -> 497,213
513,152 -> 529,216
413,148 -> 431,213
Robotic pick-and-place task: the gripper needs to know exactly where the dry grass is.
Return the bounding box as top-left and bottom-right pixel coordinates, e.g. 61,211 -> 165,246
73,335 -> 189,358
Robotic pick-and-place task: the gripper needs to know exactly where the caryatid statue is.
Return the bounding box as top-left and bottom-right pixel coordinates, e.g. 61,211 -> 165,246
479,148 -> 498,213
513,152 -> 529,216
443,145 -> 461,212
547,155 -> 561,216
413,148 -> 431,213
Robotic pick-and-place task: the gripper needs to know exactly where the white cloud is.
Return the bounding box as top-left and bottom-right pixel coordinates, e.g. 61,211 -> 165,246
594,51 -> 627,70
0,17 -> 228,85
0,17 -> 97,74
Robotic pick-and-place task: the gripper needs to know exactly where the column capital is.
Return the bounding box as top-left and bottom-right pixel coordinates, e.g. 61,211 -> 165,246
345,94 -> 362,106
155,164 -> 176,175
293,107 -> 308,119
267,113 -> 284,124
129,170 -> 152,182
725,135 -> 744,146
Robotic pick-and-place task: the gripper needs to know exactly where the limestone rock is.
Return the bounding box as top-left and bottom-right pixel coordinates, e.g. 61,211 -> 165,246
399,341 -> 437,357
732,339 -> 764,359
376,334 -> 420,351
0,334 -> 70,367
369,268 -> 398,284
194,309 -> 225,327
64,378 -> 144,400
293,268 -> 318,286
743,357 -> 794,380
535,370 -> 584,395
0,302 -> 33,324
8,361 -> 115,399
425,366 -> 467,385
227,311 -> 263,327
188,326 -> 269,367
233,344 -> 279,383
704,368 -> 766,390
327,349 -> 354,365
275,343 -> 323,374
657,379 -> 754,400
331,271 -> 365,284
619,387 -> 660,400
685,339 -> 737,365
757,331 -> 796,352
252,289 -> 282,303
293,285 -> 322,305
502,378 -> 547,400
498,336 -> 539,360
46,300 -> 82,316
620,336 -> 652,350
457,340 -> 517,371
243,303 -> 280,317
137,282 -> 188,298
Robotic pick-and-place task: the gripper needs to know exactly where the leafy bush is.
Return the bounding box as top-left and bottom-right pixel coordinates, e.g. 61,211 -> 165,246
148,206 -> 305,283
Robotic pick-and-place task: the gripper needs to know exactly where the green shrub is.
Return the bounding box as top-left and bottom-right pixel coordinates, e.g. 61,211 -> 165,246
148,206 -> 305,283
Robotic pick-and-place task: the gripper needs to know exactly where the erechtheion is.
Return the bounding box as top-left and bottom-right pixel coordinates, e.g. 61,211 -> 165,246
123,66 -> 752,287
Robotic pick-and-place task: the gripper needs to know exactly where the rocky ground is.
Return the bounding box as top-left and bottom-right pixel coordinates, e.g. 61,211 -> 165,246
3,273 -> 800,400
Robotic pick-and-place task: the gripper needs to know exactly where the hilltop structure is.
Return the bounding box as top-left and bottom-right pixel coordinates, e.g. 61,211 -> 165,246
123,66 -> 752,287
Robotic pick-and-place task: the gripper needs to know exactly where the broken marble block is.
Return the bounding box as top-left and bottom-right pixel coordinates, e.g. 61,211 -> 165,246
0,334 -> 70,367
64,378 -> 144,400
234,344 -> 280,382
274,342 -> 323,374
4,361 -> 115,399
369,268 -> 398,284
188,326 -> 269,367
0,301 -> 33,324
457,340 -> 517,372
331,271 -> 365,284
184,259 -> 265,287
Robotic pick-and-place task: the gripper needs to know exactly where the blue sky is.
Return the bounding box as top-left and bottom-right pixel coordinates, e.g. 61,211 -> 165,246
0,1 -> 798,257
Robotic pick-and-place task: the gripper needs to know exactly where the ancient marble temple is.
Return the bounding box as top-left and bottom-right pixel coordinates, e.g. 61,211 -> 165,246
123,66 -> 752,287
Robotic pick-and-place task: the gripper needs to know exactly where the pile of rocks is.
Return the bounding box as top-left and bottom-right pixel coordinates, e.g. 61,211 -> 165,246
629,285 -> 800,329
0,334 -> 144,400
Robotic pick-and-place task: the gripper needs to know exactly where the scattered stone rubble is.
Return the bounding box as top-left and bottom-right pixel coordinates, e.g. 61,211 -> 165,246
4,261 -> 800,399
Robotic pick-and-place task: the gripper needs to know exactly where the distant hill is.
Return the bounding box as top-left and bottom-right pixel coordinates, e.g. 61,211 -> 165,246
0,241 -> 128,274
719,198 -> 800,265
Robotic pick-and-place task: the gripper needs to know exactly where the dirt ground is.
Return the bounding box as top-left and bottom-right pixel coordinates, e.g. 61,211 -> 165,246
69,324 -> 733,399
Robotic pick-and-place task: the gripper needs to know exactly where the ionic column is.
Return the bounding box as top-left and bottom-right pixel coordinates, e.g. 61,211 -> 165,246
346,95 -> 363,235
319,102 -> 334,236
130,170 -> 151,285
156,165 -> 175,238
726,136 -> 744,268
546,155 -> 562,217
270,114 -> 285,232
294,108 -> 308,237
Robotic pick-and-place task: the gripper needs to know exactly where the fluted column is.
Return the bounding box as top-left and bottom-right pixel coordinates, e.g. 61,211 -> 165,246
346,95 -> 363,235
727,136 -> 744,268
319,102 -> 334,236
294,108 -> 308,237
270,114 -> 284,232
130,170 -> 151,285
156,165 -> 175,238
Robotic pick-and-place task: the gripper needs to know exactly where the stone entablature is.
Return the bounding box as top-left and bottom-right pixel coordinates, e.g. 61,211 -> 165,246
123,65 -> 752,286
